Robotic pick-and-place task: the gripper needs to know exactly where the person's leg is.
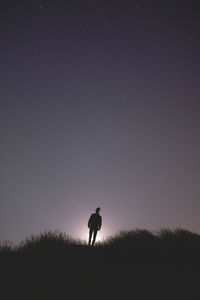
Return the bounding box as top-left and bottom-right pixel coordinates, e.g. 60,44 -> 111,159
92,229 -> 98,246
88,228 -> 93,246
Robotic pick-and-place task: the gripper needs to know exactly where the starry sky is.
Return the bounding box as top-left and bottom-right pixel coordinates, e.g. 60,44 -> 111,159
1,0 -> 200,243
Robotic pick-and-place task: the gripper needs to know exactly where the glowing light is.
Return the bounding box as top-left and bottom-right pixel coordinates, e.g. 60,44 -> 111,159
78,227 -> 107,244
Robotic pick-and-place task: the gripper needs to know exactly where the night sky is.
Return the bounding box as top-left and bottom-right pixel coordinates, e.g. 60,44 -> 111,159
1,0 -> 200,243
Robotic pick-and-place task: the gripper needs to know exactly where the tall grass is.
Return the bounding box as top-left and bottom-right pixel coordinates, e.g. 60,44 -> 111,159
1,228 -> 200,253
1,228 -> 200,299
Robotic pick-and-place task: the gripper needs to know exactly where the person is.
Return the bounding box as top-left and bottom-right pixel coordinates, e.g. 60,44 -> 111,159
88,207 -> 102,246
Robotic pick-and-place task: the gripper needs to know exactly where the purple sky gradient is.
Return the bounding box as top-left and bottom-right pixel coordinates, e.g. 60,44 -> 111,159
1,0 -> 200,243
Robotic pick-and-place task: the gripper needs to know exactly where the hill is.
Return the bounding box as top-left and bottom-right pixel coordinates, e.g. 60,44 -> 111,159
1,229 -> 200,299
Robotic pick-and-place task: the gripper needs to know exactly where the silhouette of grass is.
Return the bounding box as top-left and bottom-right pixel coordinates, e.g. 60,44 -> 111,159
1,228 -> 200,299
0,240 -> 13,253
17,230 -> 84,253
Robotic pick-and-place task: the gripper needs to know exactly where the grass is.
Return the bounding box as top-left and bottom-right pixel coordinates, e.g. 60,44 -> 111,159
1,228 -> 200,299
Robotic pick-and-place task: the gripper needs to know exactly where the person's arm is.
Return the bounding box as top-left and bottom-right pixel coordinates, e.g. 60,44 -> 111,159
88,214 -> 92,228
98,216 -> 102,230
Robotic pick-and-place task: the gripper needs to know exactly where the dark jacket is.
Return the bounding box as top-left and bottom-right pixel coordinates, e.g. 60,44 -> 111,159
88,213 -> 102,230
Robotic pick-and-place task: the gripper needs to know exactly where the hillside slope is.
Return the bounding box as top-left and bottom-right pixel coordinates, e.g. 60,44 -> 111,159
1,229 -> 200,300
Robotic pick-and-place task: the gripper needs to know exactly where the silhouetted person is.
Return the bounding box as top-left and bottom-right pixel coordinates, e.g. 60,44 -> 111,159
88,207 -> 102,246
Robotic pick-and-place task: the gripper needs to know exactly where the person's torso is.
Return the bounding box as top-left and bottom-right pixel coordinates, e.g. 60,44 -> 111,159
90,213 -> 101,228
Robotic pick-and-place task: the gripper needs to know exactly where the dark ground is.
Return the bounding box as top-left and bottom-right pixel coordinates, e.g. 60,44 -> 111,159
1,229 -> 200,300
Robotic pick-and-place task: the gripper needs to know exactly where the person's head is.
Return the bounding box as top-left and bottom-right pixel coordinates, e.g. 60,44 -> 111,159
96,207 -> 100,214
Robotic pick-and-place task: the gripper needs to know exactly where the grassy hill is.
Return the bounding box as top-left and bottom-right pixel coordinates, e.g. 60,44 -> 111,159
1,229 -> 200,299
